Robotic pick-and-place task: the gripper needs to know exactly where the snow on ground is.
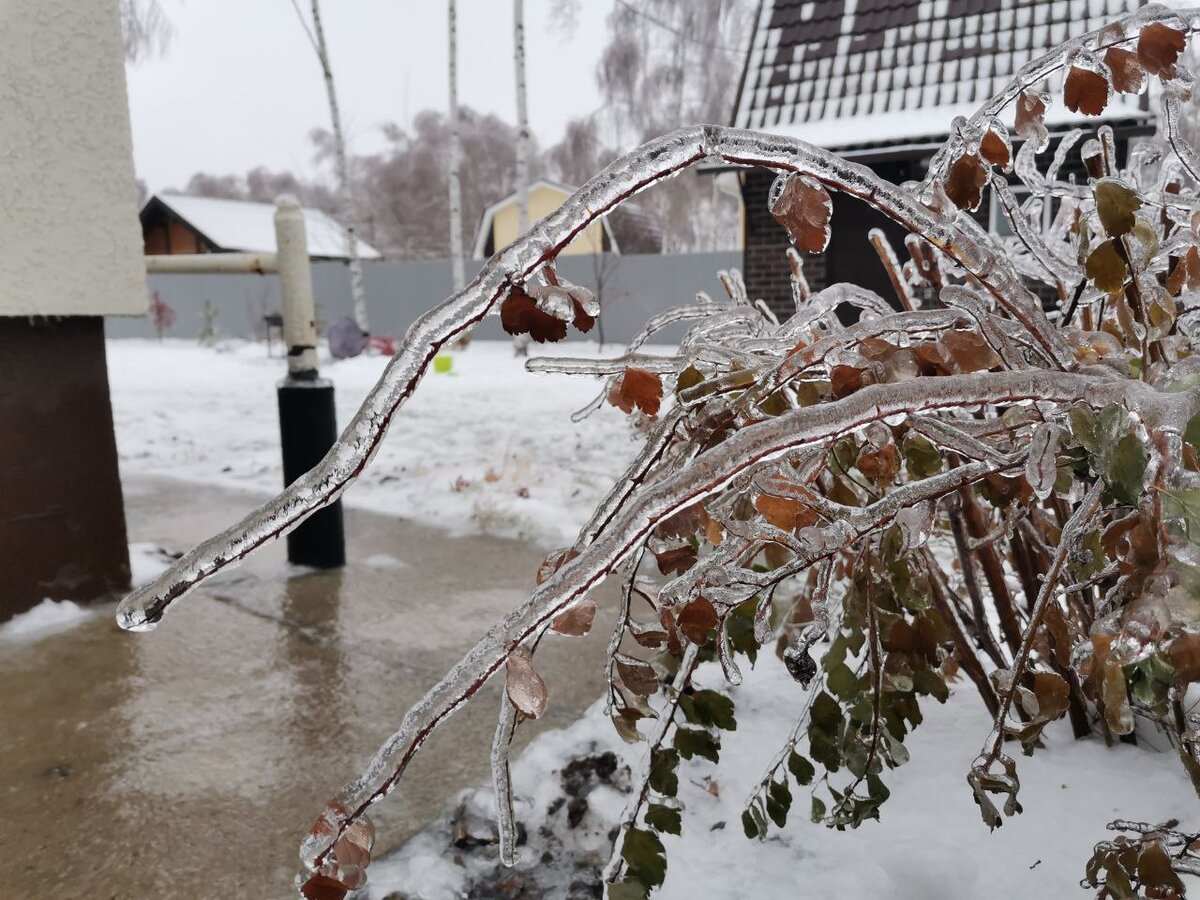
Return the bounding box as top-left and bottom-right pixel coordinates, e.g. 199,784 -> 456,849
368,655 -> 1198,900
107,339 -> 642,547
2,543 -> 175,643
0,599 -> 94,641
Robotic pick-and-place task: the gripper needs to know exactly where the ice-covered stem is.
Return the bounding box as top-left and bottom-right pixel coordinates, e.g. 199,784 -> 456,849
297,373 -> 1152,872
490,689 -> 519,865
973,480 -> 1104,776
923,4 -> 1200,187
601,644 -> 700,889
868,228 -> 915,312
119,125 -> 1075,633
1163,94 -> 1200,185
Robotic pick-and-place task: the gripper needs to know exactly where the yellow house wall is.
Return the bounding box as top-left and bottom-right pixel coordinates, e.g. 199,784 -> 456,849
490,185 -> 605,256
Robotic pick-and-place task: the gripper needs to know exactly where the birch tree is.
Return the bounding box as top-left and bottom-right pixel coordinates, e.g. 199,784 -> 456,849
513,0 -> 531,234
291,0 -> 371,335
448,0 -> 466,293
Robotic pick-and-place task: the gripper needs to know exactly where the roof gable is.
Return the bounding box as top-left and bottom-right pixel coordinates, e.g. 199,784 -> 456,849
734,0 -> 1147,149
144,194 -> 381,260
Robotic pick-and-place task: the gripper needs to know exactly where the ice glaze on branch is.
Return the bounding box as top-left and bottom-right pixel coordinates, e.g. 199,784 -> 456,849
117,125 -> 1071,633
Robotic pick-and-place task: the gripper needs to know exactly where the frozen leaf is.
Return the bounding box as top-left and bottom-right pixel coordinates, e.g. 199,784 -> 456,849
1137,841 -> 1187,894
649,748 -> 679,796
674,726 -> 720,763
942,330 -> 1001,372
1105,433 -> 1148,506
1104,47 -> 1145,94
980,126 -> 1011,170
856,442 -> 901,485
1167,631 -> 1200,682
506,648 -> 548,719
654,545 -> 697,576
754,493 -> 813,531
1025,423 -> 1062,500
902,433 -> 942,478
1138,22 -> 1186,79
1064,65 -> 1110,116
537,547 -> 578,585
500,286 -> 567,343
1085,240 -> 1127,293
1014,90 -> 1049,150
944,151 -> 988,211
1102,659 -> 1134,735
677,597 -> 718,644
621,827 -> 667,889
616,657 -> 660,696
1032,671 -> 1070,720
609,368 -> 663,417
645,803 -> 682,836
551,599 -> 597,637
1167,246 -> 1200,296
783,644 -> 817,686
787,752 -> 815,785
300,874 -> 349,900
768,173 -> 832,253
830,364 -> 868,398
333,817 -> 374,870
1095,180 -> 1142,238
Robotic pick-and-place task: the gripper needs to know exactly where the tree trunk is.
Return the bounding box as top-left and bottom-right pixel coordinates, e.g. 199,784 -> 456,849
310,0 -> 369,335
514,0 -> 530,235
448,0 -> 465,292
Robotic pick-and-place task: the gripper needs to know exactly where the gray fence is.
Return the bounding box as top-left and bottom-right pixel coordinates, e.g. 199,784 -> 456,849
106,251 -> 744,347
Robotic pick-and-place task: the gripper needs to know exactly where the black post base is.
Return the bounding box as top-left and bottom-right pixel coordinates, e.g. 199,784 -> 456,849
277,378 -> 346,568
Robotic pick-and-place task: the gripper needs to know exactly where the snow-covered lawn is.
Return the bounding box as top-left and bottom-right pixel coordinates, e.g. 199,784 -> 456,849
370,658 -> 1196,900
104,337 -> 1197,899
108,338 -> 638,547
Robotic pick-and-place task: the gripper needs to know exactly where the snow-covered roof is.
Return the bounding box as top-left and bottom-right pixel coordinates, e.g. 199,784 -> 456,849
146,194 -> 381,260
733,0 -> 1149,150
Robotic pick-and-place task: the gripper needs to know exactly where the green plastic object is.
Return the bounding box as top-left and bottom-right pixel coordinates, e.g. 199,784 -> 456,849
433,354 -> 453,374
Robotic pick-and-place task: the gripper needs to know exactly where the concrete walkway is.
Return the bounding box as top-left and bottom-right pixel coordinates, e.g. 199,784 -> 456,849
1,475 -> 614,899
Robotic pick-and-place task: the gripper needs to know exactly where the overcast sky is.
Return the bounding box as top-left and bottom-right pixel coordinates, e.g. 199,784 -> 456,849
125,0 -> 615,193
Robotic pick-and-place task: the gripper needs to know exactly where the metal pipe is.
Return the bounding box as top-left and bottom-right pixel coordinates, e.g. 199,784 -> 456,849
144,252 -> 277,275
272,195 -> 345,568
273,196 -> 320,379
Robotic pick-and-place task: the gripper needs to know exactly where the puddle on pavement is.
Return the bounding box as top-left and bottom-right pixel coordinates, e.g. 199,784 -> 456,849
1,478 -> 612,898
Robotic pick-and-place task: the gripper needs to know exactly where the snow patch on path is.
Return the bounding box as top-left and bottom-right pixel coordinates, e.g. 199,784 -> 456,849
0,599 -> 93,641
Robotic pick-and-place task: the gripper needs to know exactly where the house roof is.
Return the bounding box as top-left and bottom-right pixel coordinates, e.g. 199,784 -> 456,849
472,178 -> 633,256
733,0 -> 1149,150
144,193 -> 382,260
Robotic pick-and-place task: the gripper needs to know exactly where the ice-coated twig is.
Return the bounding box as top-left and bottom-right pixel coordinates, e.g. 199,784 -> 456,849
526,354 -> 686,376
601,643 -> 700,889
490,689 -> 519,865
973,480 -> 1104,775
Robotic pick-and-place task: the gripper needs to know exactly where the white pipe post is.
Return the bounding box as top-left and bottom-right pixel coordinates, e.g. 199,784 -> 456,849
274,195 -> 320,380
272,194 -> 345,568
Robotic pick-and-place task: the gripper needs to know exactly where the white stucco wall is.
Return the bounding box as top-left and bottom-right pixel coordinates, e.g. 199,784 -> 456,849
0,0 -> 147,316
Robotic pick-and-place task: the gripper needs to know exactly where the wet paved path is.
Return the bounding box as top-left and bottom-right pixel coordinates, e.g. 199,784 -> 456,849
1,476 -> 613,899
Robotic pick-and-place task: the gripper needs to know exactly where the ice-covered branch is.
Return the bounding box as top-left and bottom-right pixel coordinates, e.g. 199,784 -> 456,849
117,125 -> 1075,633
